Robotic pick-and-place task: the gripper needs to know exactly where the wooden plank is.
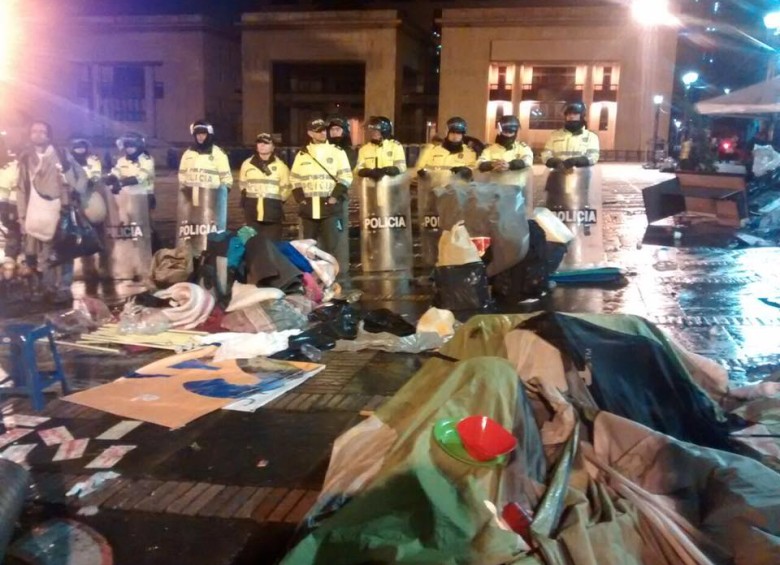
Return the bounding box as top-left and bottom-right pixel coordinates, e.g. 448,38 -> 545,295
269,393 -> 299,410
181,484 -> 225,516
295,394 -> 319,412
146,481 -> 197,513
283,490 -> 321,524
116,479 -> 165,510
234,487 -> 272,519
267,489 -> 307,523
285,394 -> 311,411
100,480 -> 138,509
79,478 -> 129,507
251,487 -> 288,522
326,395 -> 346,409
198,485 -> 242,517
165,482 -> 211,514
311,394 -> 335,409
133,480 -> 181,512
215,486 -> 258,519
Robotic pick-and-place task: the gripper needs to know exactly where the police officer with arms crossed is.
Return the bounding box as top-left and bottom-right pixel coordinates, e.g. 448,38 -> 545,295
290,118 -> 353,273
541,102 -> 600,170
415,116 -> 476,181
356,116 -> 406,180
478,115 -> 533,173
238,133 -> 291,241
105,132 -> 155,208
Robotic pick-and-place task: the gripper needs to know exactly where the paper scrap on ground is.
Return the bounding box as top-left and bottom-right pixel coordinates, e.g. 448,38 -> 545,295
0,443 -> 36,465
0,428 -> 34,449
2,414 -> 51,429
96,420 -> 143,440
86,445 -> 136,469
38,426 -> 75,446
53,439 -> 90,462
223,362 -> 325,413
67,471 -> 121,498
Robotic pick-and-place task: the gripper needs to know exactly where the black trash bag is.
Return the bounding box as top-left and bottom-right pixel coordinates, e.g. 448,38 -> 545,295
490,220 -> 552,305
197,231 -> 245,306
362,308 -> 416,337
50,205 -> 103,265
245,234 -> 302,293
286,301 -> 359,351
433,261 -> 492,312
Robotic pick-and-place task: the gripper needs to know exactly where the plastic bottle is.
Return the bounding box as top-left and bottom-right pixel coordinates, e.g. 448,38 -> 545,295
300,343 -> 323,363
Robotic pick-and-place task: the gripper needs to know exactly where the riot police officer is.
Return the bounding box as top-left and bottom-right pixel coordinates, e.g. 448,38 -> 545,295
106,132 -> 155,206
478,115 -> 533,172
541,102 -> 600,169
290,118 -> 353,274
416,116 -> 476,180
356,116 -> 407,180
326,114 -> 355,283
238,133 -> 291,241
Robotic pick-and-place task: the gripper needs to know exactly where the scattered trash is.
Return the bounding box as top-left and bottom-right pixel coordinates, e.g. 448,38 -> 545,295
334,323 -> 445,354
86,446 -> 136,469
0,444 -> 36,467
0,428 -> 34,450
735,233 -> 774,247
45,309 -> 97,336
199,329 -> 302,361
190,442 -> 202,452
416,307 -> 456,338
257,459 -> 269,468
118,302 -> 171,336
155,283 -> 216,330
66,471 -> 121,498
78,324 -> 206,352
363,309 -> 416,337
300,343 -> 323,362
76,505 -> 100,517
96,420 -> 143,441
53,439 -> 89,462
38,426 -> 75,446
652,247 -> 678,271
2,414 -> 50,429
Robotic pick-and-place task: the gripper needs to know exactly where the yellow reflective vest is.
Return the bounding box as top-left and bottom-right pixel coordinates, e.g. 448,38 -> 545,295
416,144 -> 477,172
111,153 -> 155,195
80,155 -> 103,184
178,146 -> 233,191
356,139 -> 407,172
239,156 -> 291,223
290,142 -> 353,220
541,128 -> 600,165
478,141 -> 534,168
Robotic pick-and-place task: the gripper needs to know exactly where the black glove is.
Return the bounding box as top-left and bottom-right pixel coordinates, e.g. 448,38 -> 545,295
292,187 -> 306,204
120,176 -> 138,187
564,155 -> 591,168
0,202 -> 14,226
450,166 -> 473,181
148,194 -> 157,211
508,159 -> 527,170
545,158 -> 564,169
240,189 -> 247,208
357,168 -> 374,178
382,166 -> 401,177
105,174 -> 121,194
417,168 -> 429,179
331,183 -> 349,201
478,161 -> 495,172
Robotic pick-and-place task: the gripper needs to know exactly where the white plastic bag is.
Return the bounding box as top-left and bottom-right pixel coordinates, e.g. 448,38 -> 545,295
532,207 -> 575,244
436,221 -> 480,267
753,145 -> 780,177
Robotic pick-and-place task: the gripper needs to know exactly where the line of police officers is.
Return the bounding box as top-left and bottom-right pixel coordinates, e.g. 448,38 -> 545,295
0,102 -> 599,298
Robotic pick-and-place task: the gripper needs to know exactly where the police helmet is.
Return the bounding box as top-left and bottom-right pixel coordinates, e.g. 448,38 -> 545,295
69,133 -> 91,150
190,120 -> 214,136
446,116 -> 467,134
498,115 -> 520,135
117,131 -> 145,150
367,116 -> 393,139
326,115 -> 348,130
563,102 -> 586,118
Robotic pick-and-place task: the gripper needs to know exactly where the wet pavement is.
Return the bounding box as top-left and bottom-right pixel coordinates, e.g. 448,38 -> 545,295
2,163 -> 780,564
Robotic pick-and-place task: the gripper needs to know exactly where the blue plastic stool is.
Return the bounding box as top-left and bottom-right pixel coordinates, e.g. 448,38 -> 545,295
0,323 -> 70,411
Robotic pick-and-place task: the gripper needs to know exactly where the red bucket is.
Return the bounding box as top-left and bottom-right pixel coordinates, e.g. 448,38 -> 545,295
456,415 -> 517,462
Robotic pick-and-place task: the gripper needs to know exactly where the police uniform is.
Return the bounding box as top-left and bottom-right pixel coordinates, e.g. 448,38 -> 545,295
290,141 -> 352,267
541,128 -> 600,165
112,153 -> 155,195
238,155 -> 291,241
178,146 -> 232,194
0,158 -> 21,260
478,140 -> 533,169
356,139 -> 407,173
81,155 -> 103,184
415,144 -> 477,175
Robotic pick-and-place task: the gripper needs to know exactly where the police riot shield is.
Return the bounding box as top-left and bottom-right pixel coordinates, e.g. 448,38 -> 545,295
473,167 -> 535,218
435,182 -> 530,277
359,173 -> 413,272
541,165 -> 604,269
417,170 -> 463,267
176,185 -> 228,255
74,187 -> 152,300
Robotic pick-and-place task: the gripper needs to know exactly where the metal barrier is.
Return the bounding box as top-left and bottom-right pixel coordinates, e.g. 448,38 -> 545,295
358,174 -> 413,272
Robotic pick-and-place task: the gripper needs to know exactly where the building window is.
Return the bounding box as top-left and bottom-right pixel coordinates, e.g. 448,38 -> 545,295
599,106 -> 609,131
528,101 -> 566,130
97,64 -> 147,123
522,66 -> 581,102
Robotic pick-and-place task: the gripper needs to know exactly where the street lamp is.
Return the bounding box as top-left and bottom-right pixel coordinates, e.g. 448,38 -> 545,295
631,0 -> 680,27
765,11 -> 780,34
644,94 -> 665,168
681,71 -> 699,89
680,71 -> 699,143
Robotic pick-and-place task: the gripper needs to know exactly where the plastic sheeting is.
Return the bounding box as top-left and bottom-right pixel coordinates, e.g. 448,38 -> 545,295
417,171 -> 469,266
752,145 -> 780,178
435,182 -> 530,277
474,166 -> 534,217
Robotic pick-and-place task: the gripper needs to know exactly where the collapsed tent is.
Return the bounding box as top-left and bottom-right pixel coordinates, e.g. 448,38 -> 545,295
280,313 -> 780,565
